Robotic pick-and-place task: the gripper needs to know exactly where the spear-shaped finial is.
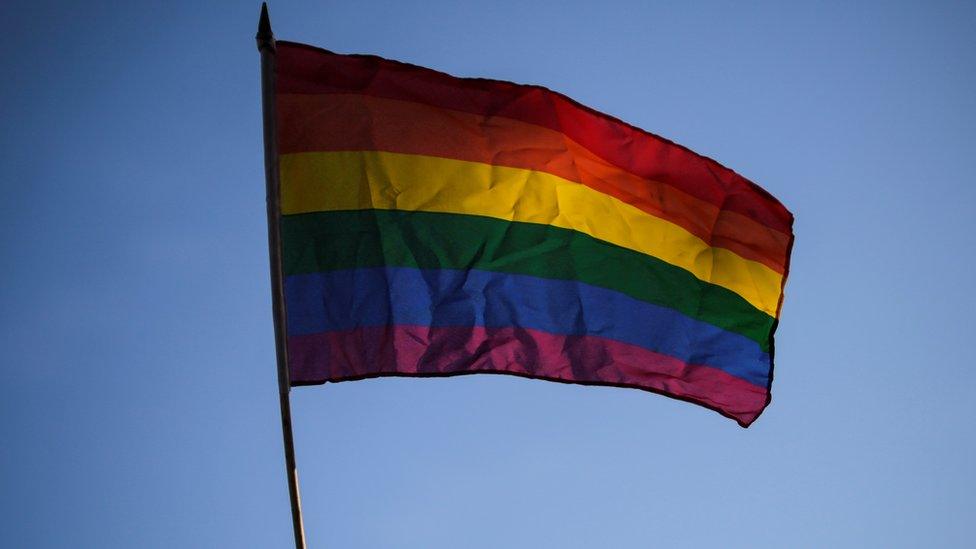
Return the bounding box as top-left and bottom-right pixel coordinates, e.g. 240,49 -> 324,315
256,2 -> 275,52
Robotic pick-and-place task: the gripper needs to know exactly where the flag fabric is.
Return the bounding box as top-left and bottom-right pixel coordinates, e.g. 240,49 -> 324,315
273,41 -> 794,427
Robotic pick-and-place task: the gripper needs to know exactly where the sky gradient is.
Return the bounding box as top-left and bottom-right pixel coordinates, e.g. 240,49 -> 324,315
2,1 -> 975,547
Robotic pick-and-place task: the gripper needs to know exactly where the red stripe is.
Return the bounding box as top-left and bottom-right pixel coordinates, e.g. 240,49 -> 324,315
275,41 -> 793,234
288,325 -> 770,427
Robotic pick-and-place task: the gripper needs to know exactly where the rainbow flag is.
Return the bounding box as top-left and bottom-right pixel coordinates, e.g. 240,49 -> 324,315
274,41 -> 794,426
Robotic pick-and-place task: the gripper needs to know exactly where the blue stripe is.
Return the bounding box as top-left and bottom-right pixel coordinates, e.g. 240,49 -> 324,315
284,267 -> 770,387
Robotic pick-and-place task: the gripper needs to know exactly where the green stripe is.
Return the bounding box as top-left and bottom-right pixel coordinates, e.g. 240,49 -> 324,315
281,209 -> 775,351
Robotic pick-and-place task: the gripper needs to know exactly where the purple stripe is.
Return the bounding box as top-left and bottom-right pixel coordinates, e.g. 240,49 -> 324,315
288,325 -> 770,427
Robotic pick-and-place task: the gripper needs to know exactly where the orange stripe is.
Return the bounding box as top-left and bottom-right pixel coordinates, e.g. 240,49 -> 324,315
275,42 -> 794,234
277,93 -> 790,273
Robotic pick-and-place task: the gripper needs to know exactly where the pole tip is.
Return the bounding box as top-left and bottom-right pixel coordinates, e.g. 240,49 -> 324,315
256,2 -> 275,51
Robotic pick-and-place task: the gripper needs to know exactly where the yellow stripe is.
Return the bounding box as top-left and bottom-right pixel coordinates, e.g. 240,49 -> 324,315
280,150 -> 783,316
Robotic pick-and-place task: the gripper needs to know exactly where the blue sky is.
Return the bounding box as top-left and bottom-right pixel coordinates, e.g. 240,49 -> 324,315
2,1 -> 974,547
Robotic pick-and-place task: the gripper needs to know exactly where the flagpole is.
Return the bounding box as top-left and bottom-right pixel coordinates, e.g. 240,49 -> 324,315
256,4 -> 308,548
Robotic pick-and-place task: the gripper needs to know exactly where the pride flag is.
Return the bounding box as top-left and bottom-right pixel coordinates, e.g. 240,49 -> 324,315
274,41 -> 794,426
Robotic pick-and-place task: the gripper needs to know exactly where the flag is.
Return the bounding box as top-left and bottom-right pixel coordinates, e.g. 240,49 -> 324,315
273,41 -> 794,427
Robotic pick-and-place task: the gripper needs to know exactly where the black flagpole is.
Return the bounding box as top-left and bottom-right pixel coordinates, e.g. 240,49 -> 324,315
256,4 -> 308,548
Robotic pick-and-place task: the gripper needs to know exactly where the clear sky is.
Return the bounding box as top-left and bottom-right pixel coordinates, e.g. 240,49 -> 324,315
2,1 -> 974,547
